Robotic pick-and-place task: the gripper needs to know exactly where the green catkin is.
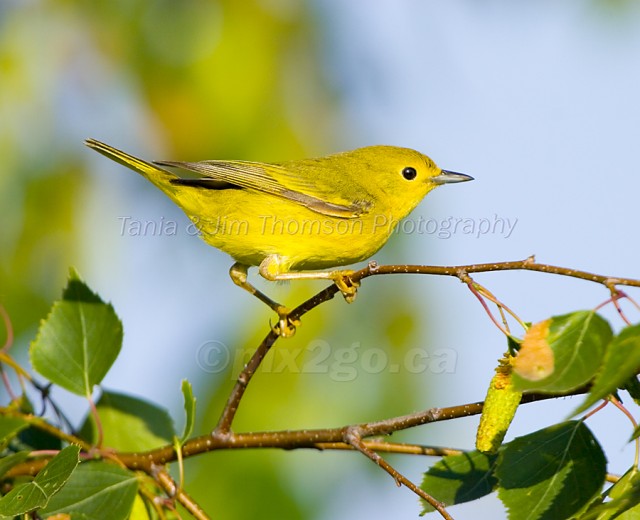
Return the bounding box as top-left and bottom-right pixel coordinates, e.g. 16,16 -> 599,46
476,354 -> 522,454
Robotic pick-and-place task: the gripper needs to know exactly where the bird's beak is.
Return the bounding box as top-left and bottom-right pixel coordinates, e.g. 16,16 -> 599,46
433,170 -> 474,185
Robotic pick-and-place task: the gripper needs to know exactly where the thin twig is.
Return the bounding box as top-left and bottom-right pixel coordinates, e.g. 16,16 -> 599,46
0,304 -> 14,353
343,425 -> 454,519
0,408 -> 92,452
214,329 -> 279,434
473,282 -> 527,332
0,305 -> 17,400
86,393 -> 103,448
600,285 -> 633,326
214,287 -> 339,434
462,276 -> 512,336
610,397 -> 639,468
154,466 -> 210,520
354,257 -> 640,288
315,441 -> 463,457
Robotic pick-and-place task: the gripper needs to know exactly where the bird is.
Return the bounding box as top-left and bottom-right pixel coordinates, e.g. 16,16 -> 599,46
85,138 -> 473,335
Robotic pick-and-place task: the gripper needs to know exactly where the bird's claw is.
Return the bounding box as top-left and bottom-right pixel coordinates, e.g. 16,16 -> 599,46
271,305 -> 300,338
334,272 -> 359,303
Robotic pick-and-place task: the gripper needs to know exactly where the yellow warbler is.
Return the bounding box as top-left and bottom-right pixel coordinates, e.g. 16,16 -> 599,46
85,138 -> 472,334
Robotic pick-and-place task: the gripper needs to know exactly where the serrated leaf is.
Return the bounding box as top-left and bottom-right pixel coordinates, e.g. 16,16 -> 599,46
574,324 -> 640,415
62,267 -> 101,302
32,445 -> 80,492
179,379 -> 196,444
0,480 -> 48,518
420,450 -> 498,514
39,461 -> 138,520
79,390 -> 174,451
496,421 -> 606,520
0,415 -> 29,449
581,467 -> 640,520
0,444 -> 80,516
512,311 -> 612,393
30,269 -> 123,397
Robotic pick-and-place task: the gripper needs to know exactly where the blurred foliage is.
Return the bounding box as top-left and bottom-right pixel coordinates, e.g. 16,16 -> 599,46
81,0 -> 334,160
0,3 -> 84,334
0,0 -> 331,331
594,0 -> 640,10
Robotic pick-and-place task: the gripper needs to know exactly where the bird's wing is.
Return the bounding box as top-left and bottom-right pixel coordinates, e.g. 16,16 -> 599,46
155,159 -> 372,219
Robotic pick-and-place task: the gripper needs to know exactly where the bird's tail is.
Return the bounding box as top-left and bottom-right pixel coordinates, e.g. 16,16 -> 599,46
85,138 -> 181,199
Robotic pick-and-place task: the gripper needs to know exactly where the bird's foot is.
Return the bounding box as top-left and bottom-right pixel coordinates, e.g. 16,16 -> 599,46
333,271 -> 359,303
271,305 -> 300,338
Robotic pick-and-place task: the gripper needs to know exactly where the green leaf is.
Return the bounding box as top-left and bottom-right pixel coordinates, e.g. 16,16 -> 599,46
17,425 -> 63,453
79,390 -> 174,451
507,334 -> 522,355
0,444 -> 80,516
0,415 -> 29,449
496,421 -> 606,520
623,376 -> 640,407
30,268 -> 123,396
129,493 -> 152,520
512,311 -> 612,393
179,379 -> 196,444
39,461 -> 138,520
581,467 -> 640,520
0,451 -> 30,478
574,324 -> 640,415
62,267 -> 103,302
420,450 -> 498,514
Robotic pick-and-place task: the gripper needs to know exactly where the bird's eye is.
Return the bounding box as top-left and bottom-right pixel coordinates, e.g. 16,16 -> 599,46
402,167 -> 417,180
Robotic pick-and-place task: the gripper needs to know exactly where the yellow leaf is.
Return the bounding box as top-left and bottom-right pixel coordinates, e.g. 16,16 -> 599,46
514,319 -> 554,381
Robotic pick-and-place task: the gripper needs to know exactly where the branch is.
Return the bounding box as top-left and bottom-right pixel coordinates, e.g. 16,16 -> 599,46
352,257 -> 640,288
343,425 -> 452,518
5,388 -> 585,478
0,408 -> 92,453
214,285 -> 339,433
